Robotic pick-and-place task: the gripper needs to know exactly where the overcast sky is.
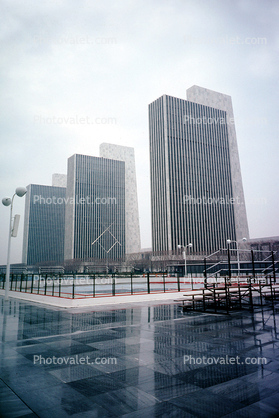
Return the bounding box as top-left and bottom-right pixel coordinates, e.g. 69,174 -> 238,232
1,0 -> 278,265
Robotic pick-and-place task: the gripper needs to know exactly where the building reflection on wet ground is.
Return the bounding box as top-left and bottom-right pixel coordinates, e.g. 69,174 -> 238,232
1,297 -> 279,417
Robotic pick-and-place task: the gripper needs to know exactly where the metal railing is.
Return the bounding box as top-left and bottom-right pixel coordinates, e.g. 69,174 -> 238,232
0,272 -> 200,299
204,249 -> 278,286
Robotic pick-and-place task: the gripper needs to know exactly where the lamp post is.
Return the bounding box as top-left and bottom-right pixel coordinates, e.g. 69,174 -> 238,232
178,243 -> 192,277
2,187 -> 27,300
227,238 -> 247,277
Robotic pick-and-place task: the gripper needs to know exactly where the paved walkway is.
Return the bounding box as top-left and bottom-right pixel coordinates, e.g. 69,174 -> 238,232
0,289 -> 188,308
1,295 -> 279,417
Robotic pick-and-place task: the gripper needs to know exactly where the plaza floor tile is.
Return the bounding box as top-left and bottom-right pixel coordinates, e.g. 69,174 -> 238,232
1,296 -> 279,417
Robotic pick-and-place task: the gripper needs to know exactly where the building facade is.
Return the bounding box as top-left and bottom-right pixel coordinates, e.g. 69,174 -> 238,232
248,236 -> 279,261
99,143 -> 141,254
64,154 -> 125,261
22,184 -> 66,265
186,85 -> 249,243
52,173 -> 67,188
149,86 -> 249,255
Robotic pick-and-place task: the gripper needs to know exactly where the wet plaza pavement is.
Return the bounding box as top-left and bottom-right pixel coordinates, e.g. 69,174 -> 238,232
1,296 -> 279,417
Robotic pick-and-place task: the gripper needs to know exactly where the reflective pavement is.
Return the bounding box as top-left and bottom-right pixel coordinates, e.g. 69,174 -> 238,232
1,296 -> 279,417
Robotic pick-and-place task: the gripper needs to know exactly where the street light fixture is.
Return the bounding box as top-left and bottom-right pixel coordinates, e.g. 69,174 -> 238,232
2,187 -> 27,300
227,238 -> 247,277
178,243 -> 192,277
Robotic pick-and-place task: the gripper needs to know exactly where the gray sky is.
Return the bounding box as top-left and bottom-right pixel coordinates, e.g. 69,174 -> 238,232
1,0 -> 278,265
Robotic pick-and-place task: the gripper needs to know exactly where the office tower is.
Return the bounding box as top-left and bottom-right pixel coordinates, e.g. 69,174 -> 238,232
149,85 -> 249,254
64,154 -> 125,261
99,143 -> 141,254
22,184 -> 66,265
52,173 -> 67,188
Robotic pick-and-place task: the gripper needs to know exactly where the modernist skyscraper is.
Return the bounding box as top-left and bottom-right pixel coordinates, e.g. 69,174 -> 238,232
22,183 -> 66,265
149,85 -> 249,254
64,154 -> 125,261
99,143 -> 141,254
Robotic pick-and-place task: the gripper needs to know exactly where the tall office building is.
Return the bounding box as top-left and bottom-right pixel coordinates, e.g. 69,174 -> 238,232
22,184 -> 66,265
149,85 -> 249,254
99,143 -> 141,254
52,173 -> 67,188
64,154 -> 125,261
